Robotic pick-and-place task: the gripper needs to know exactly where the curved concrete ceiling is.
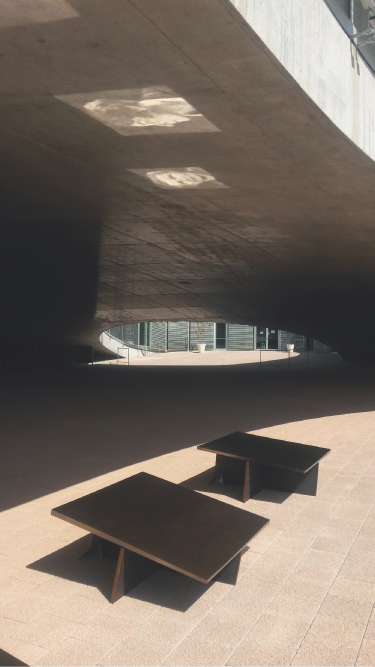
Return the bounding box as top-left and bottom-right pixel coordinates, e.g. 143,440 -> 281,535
1,0 -> 375,360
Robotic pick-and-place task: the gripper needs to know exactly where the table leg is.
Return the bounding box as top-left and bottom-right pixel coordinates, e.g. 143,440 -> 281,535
111,547 -> 125,603
84,535 -> 119,560
262,462 -> 319,496
214,454 -> 246,485
84,534 -> 103,559
214,455 -> 265,502
83,536 -> 160,603
111,548 -> 160,603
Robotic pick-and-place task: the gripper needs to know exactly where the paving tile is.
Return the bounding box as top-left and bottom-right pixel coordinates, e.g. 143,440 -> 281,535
98,638 -> 170,666
228,639 -> 298,666
18,537 -> 71,560
350,533 -> 375,554
292,637 -> 360,666
31,574 -> 86,600
319,594 -> 373,625
299,500 -> 339,521
187,610 -> 252,647
243,614 -> 309,649
70,611 -> 138,645
49,593 -> 109,623
279,575 -> 331,603
305,613 -> 365,647
266,535 -> 313,556
0,616 -> 27,642
312,526 -> 358,553
37,636 -> 109,666
0,564 -> 25,581
162,637 -> 233,666
1,590 -> 60,623
363,607 -> 375,639
329,577 -> 375,602
356,638 -> 375,666
247,527 -> 282,554
5,567 -> 52,585
105,593 -> 159,622
228,571 -> 281,601
340,552 -> 375,583
10,612 -> 82,649
0,528 -> 59,555
0,577 -> 38,605
266,592 -> 321,624
131,607 -> 196,648
292,550 -> 345,584
329,501 -> 372,526
244,551 -> 299,585
283,516 -> 327,538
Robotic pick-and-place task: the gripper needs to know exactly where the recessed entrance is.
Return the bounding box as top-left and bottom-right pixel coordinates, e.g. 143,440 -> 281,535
215,323 -> 226,349
256,327 -> 279,350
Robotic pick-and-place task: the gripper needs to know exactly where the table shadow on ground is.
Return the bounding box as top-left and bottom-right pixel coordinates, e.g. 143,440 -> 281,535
0,649 -> 27,666
181,467 -> 290,504
26,535 -> 239,611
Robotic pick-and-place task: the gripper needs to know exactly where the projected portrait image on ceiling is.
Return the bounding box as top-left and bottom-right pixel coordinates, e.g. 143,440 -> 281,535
56,87 -> 220,136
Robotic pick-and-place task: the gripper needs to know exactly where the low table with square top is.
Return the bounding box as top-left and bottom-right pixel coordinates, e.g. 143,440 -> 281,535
51,472 -> 269,603
198,432 -> 330,503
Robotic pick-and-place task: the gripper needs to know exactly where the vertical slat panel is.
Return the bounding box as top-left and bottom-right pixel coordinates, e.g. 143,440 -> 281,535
167,322 -> 189,351
227,324 -> 254,350
149,321 -> 167,351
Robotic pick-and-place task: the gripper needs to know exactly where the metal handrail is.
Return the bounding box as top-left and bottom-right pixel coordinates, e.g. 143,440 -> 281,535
258,349 -> 335,370
117,347 -> 130,365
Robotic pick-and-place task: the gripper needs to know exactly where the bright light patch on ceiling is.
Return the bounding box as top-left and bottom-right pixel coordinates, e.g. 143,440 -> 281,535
0,0 -> 78,27
128,167 -> 228,189
56,87 -> 220,135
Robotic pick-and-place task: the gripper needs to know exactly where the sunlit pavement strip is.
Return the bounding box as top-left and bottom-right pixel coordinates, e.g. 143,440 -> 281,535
1,356 -> 375,666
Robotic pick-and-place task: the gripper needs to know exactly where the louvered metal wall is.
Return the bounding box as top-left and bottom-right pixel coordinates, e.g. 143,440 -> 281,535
149,321 -> 167,351
189,322 -> 215,351
227,324 -> 254,350
109,325 -> 122,341
279,330 -> 306,351
121,323 -> 139,347
108,323 -> 312,353
167,322 -> 189,351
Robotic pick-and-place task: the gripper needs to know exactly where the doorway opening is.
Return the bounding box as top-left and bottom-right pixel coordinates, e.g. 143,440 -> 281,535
256,327 -> 279,350
215,323 -> 227,349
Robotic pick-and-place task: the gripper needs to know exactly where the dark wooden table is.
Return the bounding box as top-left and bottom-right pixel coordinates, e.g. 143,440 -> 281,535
51,472 -> 269,603
198,432 -> 330,502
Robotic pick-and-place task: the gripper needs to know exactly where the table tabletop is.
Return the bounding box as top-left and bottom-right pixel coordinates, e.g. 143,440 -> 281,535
198,432 -> 330,473
51,472 -> 269,583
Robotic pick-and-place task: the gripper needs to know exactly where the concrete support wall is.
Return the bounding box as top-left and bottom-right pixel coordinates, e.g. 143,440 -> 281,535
99,331 -> 141,359
230,0 -> 375,160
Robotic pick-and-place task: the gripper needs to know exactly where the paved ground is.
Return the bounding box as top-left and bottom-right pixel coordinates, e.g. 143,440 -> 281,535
1,354 -> 375,666
113,349 -> 340,369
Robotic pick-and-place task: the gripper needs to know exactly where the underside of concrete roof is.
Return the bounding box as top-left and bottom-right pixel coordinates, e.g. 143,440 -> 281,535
1,0 -> 375,362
